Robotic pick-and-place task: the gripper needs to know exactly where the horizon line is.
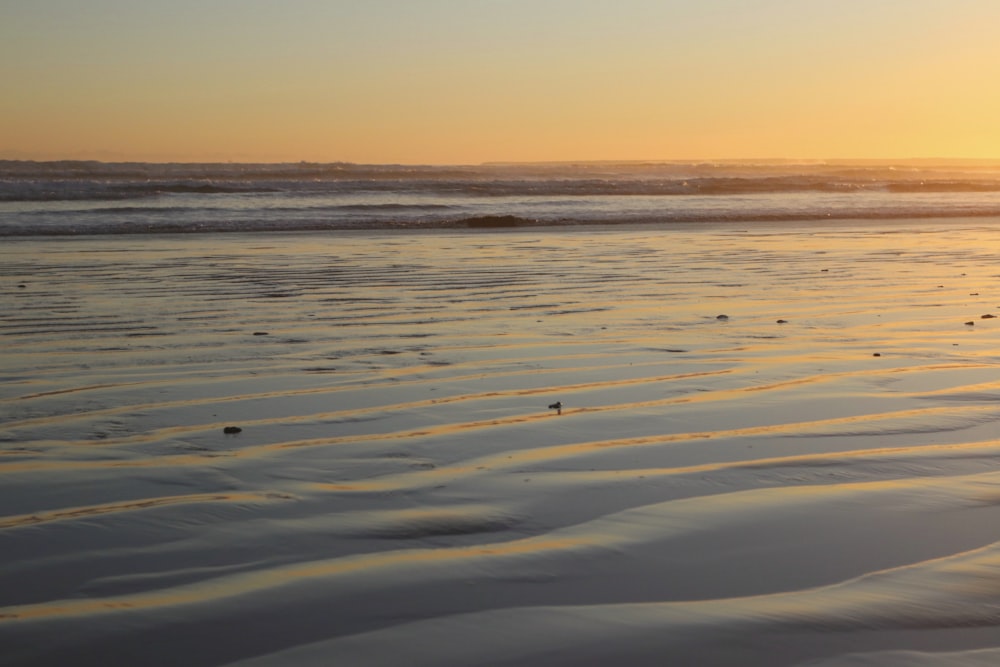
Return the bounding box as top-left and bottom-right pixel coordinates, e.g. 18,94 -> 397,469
6,156 -> 1000,167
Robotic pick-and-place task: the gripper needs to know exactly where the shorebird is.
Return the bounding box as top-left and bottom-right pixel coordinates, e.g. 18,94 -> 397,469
548,401 -> 562,415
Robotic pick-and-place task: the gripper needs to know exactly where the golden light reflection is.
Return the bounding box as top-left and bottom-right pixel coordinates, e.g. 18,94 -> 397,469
0,532 -> 592,623
0,491 -> 285,529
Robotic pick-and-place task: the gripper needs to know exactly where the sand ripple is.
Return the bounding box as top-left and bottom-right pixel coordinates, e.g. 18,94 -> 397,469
4,224 -> 1000,665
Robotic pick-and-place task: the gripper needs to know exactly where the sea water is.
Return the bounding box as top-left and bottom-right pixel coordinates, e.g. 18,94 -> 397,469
7,161 -> 1000,665
6,159 -> 1000,235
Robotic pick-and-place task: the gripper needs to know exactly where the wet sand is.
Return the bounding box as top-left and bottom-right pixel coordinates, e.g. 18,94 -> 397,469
4,221 -> 1000,666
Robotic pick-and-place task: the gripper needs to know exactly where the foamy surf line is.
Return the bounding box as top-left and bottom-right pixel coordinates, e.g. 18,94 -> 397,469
9,159 -> 1000,235
4,222 -> 1000,666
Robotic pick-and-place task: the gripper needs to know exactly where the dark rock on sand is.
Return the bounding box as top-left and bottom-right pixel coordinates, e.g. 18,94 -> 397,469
776,319 -> 788,324
253,332 -> 269,336
716,314 -> 729,320
223,426 -> 242,434
982,314 -> 996,319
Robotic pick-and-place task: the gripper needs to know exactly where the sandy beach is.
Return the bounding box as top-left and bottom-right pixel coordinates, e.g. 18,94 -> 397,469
4,221 -> 1000,666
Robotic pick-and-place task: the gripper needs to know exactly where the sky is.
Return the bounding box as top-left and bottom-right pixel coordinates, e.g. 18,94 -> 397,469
3,0 -> 1000,164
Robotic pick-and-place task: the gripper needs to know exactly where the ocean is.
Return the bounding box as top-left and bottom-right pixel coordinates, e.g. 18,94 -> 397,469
6,159 -> 1000,235
5,162 -> 1000,666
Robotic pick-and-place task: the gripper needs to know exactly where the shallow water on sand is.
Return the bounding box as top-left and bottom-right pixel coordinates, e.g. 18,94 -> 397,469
4,221 -> 1000,666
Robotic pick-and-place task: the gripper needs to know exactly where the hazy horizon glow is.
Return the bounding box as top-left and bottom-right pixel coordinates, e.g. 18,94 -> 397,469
4,0 -> 1000,164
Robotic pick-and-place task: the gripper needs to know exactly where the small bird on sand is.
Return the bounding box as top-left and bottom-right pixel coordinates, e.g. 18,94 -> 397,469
548,401 -> 562,415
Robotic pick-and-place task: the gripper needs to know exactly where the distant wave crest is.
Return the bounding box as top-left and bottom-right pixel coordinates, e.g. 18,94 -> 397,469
6,159 -> 1000,235
6,159 -> 1000,200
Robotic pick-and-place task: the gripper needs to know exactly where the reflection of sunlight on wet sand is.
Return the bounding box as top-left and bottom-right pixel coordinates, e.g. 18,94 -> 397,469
6,223 -> 1000,664
0,491 -> 284,529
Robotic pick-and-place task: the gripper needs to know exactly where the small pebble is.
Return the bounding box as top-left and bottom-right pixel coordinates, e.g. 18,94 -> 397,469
716,314 -> 729,320
776,319 -> 788,324
253,331 -> 269,336
982,314 -> 996,319
223,426 -> 242,434
965,321 -> 975,326
873,353 -> 881,357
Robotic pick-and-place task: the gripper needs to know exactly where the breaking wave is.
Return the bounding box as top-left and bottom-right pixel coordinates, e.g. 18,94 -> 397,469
5,159 -> 1000,235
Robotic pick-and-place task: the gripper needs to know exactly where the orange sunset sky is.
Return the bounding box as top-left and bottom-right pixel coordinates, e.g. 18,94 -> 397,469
3,0 -> 1000,164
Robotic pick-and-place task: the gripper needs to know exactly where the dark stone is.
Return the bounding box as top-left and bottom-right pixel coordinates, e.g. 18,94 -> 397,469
965,321 -> 975,326
716,314 -> 729,320
253,332 -> 269,336
776,319 -> 788,324
982,314 -> 996,319
223,426 -> 242,434
873,353 -> 881,357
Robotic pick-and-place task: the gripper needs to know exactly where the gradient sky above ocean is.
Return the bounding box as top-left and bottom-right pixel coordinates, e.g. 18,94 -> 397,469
3,0 -> 1000,164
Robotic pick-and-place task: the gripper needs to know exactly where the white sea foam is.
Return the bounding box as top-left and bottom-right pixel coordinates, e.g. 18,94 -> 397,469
6,160 -> 1000,234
